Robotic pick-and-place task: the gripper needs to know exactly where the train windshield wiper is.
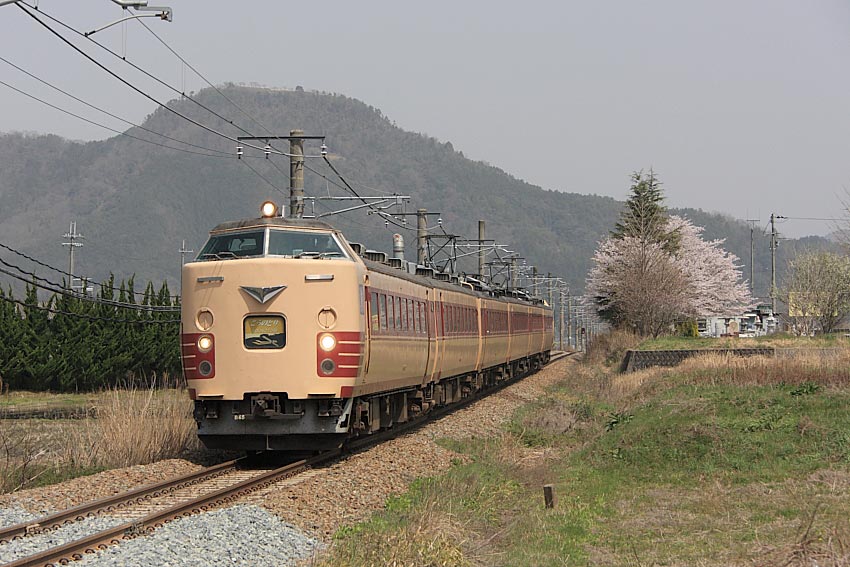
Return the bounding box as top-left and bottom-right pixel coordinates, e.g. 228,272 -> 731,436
200,252 -> 237,261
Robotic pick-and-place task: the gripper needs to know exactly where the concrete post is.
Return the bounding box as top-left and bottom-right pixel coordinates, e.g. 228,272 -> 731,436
478,220 -> 485,279
289,129 -> 304,218
417,209 -> 428,265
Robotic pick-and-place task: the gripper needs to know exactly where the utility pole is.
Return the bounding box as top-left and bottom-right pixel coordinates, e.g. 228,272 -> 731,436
567,295 -> 573,349
62,221 -> 84,290
289,129 -> 305,218
746,219 -> 759,295
478,220 -> 485,279
531,267 -> 538,297
769,213 -> 785,314
417,209 -> 428,265
558,290 -> 565,350
179,239 -> 193,265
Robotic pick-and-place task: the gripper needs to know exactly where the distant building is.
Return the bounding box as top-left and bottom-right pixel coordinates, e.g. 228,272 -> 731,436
698,304 -> 775,337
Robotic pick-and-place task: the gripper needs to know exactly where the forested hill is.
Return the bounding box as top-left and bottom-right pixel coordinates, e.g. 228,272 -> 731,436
0,85 -> 835,296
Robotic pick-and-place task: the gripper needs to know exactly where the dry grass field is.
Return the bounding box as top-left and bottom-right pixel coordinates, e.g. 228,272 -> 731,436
0,387 -> 198,493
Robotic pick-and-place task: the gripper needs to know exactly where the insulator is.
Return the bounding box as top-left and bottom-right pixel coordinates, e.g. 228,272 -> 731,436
236,145 -> 243,159
437,218 -> 443,226
320,143 -> 328,157
385,219 -> 389,228
264,144 -> 271,159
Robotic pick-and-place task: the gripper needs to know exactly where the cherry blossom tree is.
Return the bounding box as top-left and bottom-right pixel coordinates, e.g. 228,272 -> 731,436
668,216 -> 753,317
587,216 -> 753,336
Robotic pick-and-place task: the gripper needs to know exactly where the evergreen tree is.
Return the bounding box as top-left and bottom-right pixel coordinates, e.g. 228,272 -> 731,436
611,170 -> 679,251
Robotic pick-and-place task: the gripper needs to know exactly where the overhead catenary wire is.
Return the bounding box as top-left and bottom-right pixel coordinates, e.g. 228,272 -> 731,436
0,55 -> 234,158
14,1 -> 327,196
121,6 -> 421,233
133,13 -> 275,139
0,79 -> 233,158
16,3 -> 321,158
319,156 -> 411,231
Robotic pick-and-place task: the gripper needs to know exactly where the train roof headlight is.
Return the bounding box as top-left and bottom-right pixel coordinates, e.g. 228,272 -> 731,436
319,333 -> 337,352
260,201 -> 278,218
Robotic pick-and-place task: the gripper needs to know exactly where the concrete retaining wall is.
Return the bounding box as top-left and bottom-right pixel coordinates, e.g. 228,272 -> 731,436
620,348 -> 775,372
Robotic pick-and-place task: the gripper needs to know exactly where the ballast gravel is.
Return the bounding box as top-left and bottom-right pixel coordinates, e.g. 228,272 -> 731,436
0,459 -> 204,517
0,504 -> 37,530
74,504 -> 321,567
0,514 -> 125,564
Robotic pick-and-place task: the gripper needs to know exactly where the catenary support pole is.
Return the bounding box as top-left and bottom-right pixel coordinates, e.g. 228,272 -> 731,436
289,129 -> 304,218
478,220 -> 485,279
417,209 -> 428,265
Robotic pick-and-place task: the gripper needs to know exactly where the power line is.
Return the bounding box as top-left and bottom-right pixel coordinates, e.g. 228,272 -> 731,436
0,55 -> 233,157
319,156 -> 411,231
16,3 -> 317,158
0,260 -> 179,312
0,293 -> 179,324
781,216 -> 845,222
240,157 -> 287,195
0,241 -> 179,300
133,13 -> 274,139
0,79 -> 232,158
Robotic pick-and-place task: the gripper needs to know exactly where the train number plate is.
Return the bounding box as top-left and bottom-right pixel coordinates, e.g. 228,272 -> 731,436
244,315 -> 286,349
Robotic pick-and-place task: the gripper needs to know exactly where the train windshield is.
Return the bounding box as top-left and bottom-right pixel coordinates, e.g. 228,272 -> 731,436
198,230 -> 265,260
267,229 -> 347,259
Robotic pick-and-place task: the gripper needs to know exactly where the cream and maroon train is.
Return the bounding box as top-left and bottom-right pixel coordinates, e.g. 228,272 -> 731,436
182,202 -> 554,452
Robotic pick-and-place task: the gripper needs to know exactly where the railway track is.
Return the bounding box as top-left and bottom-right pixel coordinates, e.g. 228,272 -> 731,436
0,351 -> 571,567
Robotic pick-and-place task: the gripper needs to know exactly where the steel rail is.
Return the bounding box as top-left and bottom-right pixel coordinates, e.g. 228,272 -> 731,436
0,458 -> 242,543
3,453 -> 335,567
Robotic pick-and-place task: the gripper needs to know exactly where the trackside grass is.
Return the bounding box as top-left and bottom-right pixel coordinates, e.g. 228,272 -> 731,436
0,387 -> 198,493
637,332 -> 850,351
318,349 -> 850,566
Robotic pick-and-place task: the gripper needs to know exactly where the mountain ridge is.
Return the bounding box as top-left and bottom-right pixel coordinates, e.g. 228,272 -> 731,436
0,85 -> 836,297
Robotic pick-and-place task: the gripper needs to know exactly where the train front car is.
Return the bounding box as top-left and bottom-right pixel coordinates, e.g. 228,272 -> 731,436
181,204 -> 365,452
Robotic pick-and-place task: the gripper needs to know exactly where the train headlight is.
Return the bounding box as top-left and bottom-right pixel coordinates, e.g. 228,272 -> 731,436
319,333 -> 337,352
197,335 -> 213,352
260,201 -> 278,218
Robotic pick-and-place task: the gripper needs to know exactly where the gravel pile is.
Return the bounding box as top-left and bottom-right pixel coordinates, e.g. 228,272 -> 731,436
75,504 -> 321,567
0,514 -> 125,564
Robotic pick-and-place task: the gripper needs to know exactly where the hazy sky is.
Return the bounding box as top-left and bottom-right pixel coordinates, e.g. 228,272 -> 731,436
2,1 -> 849,238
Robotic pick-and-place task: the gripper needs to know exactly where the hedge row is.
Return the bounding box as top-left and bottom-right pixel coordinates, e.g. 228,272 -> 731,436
0,277 -> 180,392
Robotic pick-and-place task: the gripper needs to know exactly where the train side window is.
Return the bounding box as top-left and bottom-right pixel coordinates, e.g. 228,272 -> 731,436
370,292 -> 379,332
394,297 -> 402,330
379,294 -> 388,330
418,302 -> 425,334
407,300 -> 415,333
388,296 -> 395,330
401,298 -> 409,331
